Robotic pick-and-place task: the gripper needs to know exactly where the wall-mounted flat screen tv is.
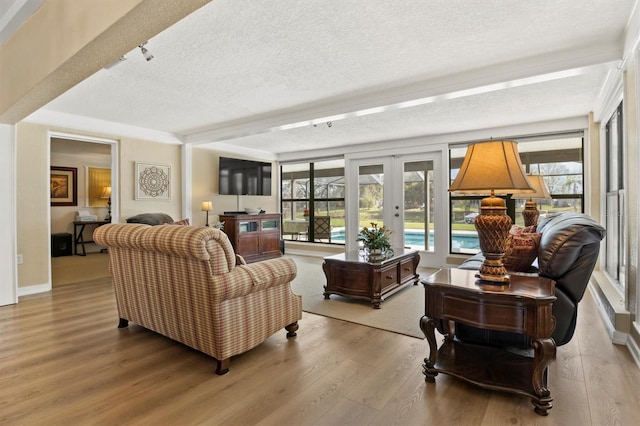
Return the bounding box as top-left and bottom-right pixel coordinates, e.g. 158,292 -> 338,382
218,157 -> 272,196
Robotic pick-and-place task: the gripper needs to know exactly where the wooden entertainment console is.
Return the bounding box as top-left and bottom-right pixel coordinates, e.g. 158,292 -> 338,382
219,213 -> 282,263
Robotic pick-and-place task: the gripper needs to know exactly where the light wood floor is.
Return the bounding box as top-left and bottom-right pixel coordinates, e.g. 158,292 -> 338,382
51,252 -> 110,286
2,258 -> 639,425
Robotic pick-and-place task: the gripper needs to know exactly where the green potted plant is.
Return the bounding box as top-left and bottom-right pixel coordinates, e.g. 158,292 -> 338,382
357,222 -> 392,259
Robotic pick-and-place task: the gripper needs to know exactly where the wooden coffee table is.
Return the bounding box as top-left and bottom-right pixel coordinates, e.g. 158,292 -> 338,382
420,268 -> 557,415
322,248 -> 420,309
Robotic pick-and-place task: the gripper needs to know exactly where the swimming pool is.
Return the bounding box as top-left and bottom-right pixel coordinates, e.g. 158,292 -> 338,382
330,229 -> 480,251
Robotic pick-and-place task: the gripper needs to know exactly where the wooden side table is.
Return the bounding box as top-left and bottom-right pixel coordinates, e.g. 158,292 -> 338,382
322,248 -> 419,309
420,268 -> 557,415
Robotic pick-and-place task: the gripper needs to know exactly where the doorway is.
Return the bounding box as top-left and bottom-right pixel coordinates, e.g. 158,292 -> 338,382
49,133 -> 118,287
346,150 -> 446,267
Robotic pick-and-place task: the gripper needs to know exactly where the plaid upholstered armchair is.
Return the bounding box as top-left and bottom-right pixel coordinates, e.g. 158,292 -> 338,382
94,223 -> 301,375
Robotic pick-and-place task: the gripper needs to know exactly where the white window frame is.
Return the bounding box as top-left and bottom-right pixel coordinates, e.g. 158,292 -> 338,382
598,84 -> 625,299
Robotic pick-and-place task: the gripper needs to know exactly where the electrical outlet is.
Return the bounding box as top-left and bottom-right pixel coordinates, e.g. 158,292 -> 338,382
17,254 -> 23,264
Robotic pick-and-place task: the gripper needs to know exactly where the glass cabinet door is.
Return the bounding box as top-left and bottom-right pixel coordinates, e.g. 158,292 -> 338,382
262,219 -> 279,231
239,221 -> 259,232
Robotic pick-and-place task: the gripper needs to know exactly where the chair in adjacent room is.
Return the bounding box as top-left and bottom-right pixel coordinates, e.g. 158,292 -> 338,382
313,216 -> 331,242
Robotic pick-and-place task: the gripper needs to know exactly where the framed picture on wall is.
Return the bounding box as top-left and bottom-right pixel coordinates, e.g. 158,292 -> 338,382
135,162 -> 171,200
50,166 -> 78,206
85,166 -> 111,207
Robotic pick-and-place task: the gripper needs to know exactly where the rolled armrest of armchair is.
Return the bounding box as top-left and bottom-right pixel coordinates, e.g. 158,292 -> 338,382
240,257 -> 298,290
210,257 -> 298,301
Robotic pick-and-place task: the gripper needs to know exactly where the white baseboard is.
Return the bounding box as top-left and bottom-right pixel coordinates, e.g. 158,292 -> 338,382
18,283 -> 51,297
588,271 -> 630,345
588,282 -> 628,345
284,241 -> 343,258
629,322 -> 640,370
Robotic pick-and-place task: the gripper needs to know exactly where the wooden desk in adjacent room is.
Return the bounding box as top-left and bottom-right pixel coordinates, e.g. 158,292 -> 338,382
420,268 -> 557,415
73,220 -> 110,256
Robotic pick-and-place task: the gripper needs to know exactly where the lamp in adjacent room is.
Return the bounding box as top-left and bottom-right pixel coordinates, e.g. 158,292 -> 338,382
511,175 -> 551,227
100,186 -> 112,222
449,140 -> 534,284
201,201 -> 213,227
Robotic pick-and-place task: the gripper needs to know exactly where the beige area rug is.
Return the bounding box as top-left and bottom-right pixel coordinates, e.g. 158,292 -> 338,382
287,254 -> 438,339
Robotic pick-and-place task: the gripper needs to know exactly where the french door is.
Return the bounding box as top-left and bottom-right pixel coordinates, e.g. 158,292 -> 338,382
346,151 -> 445,267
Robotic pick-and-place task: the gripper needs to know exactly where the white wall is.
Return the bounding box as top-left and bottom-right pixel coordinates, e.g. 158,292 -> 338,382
0,124 -> 18,305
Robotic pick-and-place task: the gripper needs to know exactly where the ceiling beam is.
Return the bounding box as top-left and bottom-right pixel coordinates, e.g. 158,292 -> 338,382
183,44 -> 620,146
0,0 -> 211,125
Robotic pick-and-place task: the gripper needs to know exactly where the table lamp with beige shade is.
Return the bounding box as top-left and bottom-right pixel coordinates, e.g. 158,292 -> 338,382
100,186 -> 112,222
511,175 -> 551,227
449,140 -> 534,284
201,201 -> 213,227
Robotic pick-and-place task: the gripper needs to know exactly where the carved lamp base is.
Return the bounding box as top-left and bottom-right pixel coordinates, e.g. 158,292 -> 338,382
474,194 -> 512,284
521,200 -> 539,227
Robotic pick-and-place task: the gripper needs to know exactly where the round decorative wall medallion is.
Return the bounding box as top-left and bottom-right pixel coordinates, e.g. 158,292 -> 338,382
139,166 -> 169,197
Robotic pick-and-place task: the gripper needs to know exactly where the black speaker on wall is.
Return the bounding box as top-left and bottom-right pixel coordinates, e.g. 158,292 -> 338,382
51,233 -> 72,257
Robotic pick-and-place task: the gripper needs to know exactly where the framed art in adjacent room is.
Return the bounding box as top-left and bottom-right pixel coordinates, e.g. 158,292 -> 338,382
85,166 -> 111,207
135,162 -> 171,200
50,166 -> 78,206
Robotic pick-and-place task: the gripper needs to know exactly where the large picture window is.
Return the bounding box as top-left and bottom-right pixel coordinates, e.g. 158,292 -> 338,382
281,159 -> 345,244
604,101 -> 625,292
449,135 -> 584,254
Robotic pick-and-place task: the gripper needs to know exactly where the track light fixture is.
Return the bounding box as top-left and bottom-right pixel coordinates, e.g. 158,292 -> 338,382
139,42 -> 154,61
312,121 -> 333,128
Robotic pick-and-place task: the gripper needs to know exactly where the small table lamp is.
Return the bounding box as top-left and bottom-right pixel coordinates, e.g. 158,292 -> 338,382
511,175 -> 551,227
201,201 -> 213,227
449,140 -> 534,284
100,186 -> 112,222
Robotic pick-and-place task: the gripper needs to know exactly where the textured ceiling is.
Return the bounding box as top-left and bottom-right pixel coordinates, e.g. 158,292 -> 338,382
26,0 -> 638,157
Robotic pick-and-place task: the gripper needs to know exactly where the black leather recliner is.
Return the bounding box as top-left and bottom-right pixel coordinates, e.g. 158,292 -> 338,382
452,212 -> 606,347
